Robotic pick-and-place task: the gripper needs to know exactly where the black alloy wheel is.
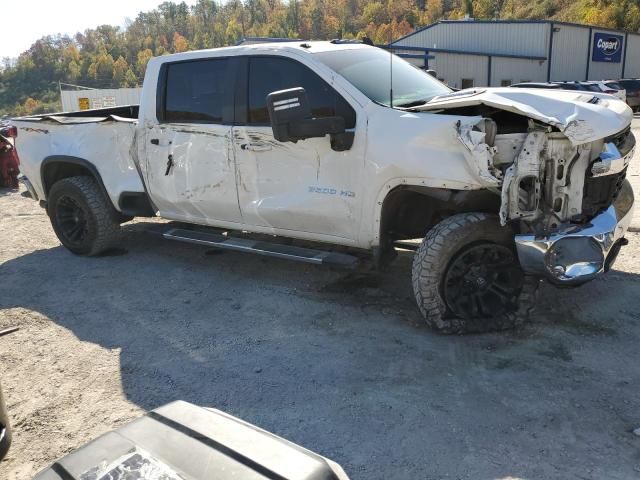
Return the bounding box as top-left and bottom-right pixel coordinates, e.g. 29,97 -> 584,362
55,195 -> 90,248
443,243 -> 524,319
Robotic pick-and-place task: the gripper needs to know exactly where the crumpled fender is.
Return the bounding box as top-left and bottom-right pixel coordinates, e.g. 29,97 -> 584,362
455,119 -> 501,188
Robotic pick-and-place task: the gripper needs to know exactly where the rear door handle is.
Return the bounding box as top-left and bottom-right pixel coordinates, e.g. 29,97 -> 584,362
241,143 -> 272,152
150,138 -> 160,145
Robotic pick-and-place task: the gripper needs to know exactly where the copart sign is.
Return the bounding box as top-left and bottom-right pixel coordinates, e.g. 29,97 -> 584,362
592,32 -> 624,63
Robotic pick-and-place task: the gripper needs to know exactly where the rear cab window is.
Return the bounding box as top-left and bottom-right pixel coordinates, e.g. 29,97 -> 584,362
159,58 -> 233,123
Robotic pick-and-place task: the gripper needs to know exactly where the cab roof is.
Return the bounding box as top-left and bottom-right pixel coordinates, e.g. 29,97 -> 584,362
152,40 -> 372,64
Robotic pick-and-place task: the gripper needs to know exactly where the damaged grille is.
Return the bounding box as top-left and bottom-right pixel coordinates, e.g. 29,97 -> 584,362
581,127 -> 633,218
582,168 -> 627,218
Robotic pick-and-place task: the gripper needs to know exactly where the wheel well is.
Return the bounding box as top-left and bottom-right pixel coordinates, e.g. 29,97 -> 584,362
41,156 -> 154,217
41,157 -> 106,198
379,185 -> 501,258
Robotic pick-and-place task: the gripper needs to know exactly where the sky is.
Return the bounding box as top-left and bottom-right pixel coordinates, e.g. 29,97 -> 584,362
0,0 -> 198,59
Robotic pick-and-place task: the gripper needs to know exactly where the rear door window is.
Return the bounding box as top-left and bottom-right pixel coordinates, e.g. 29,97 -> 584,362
247,56 -> 355,128
163,58 -> 231,123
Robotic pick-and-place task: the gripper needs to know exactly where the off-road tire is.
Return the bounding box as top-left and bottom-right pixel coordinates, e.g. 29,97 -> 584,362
47,176 -> 122,256
412,212 -> 538,334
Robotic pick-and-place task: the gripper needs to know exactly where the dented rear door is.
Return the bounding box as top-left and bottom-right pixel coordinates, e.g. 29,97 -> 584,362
145,56 -> 242,224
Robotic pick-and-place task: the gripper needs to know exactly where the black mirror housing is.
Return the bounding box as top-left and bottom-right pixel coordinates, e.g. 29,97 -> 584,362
266,87 -> 312,142
266,87 -> 352,150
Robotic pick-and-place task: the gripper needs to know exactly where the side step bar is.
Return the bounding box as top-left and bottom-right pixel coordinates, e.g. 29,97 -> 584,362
163,228 -> 359,267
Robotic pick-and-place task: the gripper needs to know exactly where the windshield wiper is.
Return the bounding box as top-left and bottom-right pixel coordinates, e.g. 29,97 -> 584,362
396,99 -> 429,108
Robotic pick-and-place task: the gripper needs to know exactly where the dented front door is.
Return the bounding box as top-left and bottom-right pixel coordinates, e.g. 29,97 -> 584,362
232,55 -> 362,241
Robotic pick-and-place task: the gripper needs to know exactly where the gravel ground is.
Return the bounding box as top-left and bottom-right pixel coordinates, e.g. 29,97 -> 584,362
2,124 -> 640,480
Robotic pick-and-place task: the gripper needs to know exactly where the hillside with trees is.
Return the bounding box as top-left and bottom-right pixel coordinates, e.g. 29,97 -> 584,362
2,0 -> 639,116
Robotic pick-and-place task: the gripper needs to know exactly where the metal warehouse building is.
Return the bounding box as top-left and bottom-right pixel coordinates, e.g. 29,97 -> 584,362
389,20 -> 640,90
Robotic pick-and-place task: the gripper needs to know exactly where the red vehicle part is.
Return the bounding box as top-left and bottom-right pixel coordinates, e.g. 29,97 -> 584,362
0,126 -> 19,189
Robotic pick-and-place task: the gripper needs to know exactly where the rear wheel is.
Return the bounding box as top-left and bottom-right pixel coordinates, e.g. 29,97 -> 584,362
47,176 -> 121,256
412,212 -> 537,334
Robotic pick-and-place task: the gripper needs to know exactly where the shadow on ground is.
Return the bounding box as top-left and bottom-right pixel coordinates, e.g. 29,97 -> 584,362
2,223 -> 640,479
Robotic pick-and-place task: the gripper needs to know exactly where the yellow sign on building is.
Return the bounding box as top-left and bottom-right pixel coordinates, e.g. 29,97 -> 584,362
78,97 -> 90,110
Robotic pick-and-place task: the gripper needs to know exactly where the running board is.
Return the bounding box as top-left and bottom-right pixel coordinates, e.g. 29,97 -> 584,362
393,240 -> 420,251
163,228 -> 359,267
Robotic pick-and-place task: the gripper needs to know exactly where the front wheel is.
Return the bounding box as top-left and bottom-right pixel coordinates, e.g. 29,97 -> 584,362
47,176 -> 122,256
412,212 -> 537,334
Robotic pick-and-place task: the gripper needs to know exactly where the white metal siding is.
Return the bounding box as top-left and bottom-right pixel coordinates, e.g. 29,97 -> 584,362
431,53 -> 488,89
61,88 -> 142,112
549,24 -> 589,81
490,57 -> 547,86
394,20 -> 639,86
393,21 -> 548,57
624,34 -> 640,78
403,57 -> 424,68
588,29 -> 624,80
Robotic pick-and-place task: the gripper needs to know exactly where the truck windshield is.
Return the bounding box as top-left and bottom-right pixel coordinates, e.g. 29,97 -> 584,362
315,48 -> 451,108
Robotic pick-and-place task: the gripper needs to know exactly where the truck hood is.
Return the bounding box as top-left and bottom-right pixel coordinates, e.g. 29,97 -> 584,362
414,87 -> 632,145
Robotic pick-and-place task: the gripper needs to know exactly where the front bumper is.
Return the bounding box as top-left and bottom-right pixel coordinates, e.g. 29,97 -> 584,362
515,179 -> 634,285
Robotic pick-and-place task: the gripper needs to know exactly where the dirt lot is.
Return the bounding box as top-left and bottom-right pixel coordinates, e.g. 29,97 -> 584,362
2,129 -> 640,480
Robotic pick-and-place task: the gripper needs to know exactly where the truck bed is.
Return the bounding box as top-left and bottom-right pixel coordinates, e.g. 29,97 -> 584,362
12,105 -> 145,211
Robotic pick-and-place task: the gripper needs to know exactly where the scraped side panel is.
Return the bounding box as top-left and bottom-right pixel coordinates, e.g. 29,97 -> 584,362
14,119 -> 143,210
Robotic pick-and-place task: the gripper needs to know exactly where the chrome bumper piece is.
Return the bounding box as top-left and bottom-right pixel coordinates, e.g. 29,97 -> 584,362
515,179 -> 634,285
591,141 -> 634,177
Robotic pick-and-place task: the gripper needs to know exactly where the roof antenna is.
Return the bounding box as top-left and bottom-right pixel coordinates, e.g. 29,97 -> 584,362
389,34 -> 394,108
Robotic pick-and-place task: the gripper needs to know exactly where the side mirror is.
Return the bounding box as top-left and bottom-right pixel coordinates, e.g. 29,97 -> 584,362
266,87 -> 353,151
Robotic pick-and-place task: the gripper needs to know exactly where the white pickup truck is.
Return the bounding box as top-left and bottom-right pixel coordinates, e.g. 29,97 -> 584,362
14,41 -> 636,333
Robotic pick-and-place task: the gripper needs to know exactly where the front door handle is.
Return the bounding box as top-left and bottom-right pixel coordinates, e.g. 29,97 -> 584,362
240,143 -> 272,152
150,138 -> 160,145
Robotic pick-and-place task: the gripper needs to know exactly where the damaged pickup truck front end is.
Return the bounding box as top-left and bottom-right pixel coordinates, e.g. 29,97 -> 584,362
419,87 -> 635,285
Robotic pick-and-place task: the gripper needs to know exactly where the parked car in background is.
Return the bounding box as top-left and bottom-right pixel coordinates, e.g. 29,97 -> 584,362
512,80 -> 628,103
617,79 -> 640,111
510,81 -> 602,93
0,125 -> 19,189
552,81 -> 602,92
510,82 -> 562,89
587,80 -> 627,102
